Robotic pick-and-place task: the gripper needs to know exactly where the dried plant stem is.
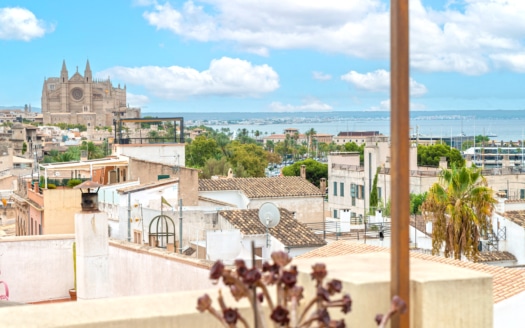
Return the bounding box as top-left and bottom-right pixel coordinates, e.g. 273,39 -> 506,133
298,314 -> 318,328
289,297 -> 299,328
297,297 -> 317,324
378,310 -> 395,328
256,281 -> 275,311
207,307 -> 229,328
218,289 -> 227,311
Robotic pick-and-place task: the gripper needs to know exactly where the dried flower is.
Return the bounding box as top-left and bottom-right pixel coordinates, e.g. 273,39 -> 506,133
270,305 -> 290,325
257,292 -> 264,303
374,314 -> 384,325
229,284 -> 245,301
287,286 -> 304,301
222,271 -> 237,286
317,286 -> 331,302
210,261 -> 224,281
234,259 -> 248,278
271,251 -> 292,267
262,261 -> 279,274
327,279 -> 342,295
391,295 -> 407,314
242,268 -> 261,286
341,294 -> 352,314
281,270 -> 297,288
223,308 -> 239,325
317,308 -> 331,326
196,294 -> 212,312
311,263 -> 327,284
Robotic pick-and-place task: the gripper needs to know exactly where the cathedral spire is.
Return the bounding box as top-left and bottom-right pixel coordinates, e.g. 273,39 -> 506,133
84,59 -> 92,82
61,60 -> 68,83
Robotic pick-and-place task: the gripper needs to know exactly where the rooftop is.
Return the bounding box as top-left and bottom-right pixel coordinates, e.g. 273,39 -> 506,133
199,176 -> 323,198
297,240 -> 525,303
218,208 -> 326,247
502,210 -> 525,228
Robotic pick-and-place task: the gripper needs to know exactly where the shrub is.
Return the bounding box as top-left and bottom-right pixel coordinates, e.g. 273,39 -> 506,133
67,179 -> 83,188
47,183 -> 56,189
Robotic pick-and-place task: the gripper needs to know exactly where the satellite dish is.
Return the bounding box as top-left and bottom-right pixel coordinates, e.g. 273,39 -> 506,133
258,202 -> 281,228
54,171 -> 60,177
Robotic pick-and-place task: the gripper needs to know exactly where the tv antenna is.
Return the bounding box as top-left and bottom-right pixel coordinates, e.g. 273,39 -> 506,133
258,202 -> 280,248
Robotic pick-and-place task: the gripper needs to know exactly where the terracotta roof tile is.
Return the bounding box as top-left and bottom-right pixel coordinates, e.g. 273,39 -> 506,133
297,240 -> 525,303
503,210 -> 525,228
475,251 -> 517,263
199,176 -> 323,198
218,208 -> 326,248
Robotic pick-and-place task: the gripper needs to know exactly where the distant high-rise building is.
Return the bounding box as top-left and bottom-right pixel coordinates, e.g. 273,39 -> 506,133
41,60 -> 140,127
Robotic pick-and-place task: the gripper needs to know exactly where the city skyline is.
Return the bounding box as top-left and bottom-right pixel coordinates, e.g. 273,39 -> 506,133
1,0 -> 525,113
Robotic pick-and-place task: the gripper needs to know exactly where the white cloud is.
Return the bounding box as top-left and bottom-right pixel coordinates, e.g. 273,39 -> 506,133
0,7 -> 53,41
141,0 -> 525,74
313,71 -> 332,81
341,69 -> 427,96
97,57 -> 279,99
269,99 -> 332,112
126,93 -> 150,107
490,53 -> 525,73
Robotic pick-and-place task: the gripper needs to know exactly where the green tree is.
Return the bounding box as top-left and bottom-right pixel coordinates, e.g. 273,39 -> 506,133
421,165 -> 496,260
344,142 -> 365,164
81,141 -> 104,159
409,193 -> 427,215
281,158 -> 327,187
186,135 -> 221,168
22,142 -> 27,155
417,143 -> 465,167
227,142 -> 268,177
200,157 -> 232,179
369,167 -> 380,213
305,128 -> 317,157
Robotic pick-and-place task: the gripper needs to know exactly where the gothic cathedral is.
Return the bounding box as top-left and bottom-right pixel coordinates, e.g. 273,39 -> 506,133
41,60 -> 140,127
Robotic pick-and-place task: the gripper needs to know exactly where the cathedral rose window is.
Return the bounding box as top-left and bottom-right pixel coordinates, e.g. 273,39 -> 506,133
71,88 -> 84,100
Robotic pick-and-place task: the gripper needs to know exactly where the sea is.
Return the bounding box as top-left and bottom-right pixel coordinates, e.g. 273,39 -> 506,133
148,110 -> 525,141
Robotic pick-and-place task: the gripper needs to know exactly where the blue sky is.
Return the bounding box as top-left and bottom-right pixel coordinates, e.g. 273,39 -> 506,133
1,0 -> 525,113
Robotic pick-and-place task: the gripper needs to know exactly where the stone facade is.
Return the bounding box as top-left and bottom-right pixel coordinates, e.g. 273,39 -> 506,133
41,60 -> 140,127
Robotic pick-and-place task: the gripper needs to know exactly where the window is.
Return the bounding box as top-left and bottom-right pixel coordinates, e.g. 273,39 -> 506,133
350,184 -> 356,197
333,209 -> 338,219
378,187 -> 382,201
340,182 -> 344,197
333,181 -> 337,196
521,189 -> 525,199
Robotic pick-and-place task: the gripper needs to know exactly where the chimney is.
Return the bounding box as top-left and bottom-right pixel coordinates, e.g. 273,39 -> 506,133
320,178 -> 327,194
300,165 -> 306,179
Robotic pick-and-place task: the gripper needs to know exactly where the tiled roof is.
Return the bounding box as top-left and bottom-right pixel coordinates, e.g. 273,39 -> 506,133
199,176 -> 323,198
297,240 -> 525,304
503,210 -> 525,228
218,208 -> 326,248
475,251 -> 517,263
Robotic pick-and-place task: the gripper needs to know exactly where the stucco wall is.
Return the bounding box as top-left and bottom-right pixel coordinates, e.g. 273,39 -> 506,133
0,235 -> 215,303
43,188 -> 81,234
108,240 -> 215,297
249,197 -> 324,224
0,235 -> 75,303
114,144 -> 185,168
493,213 -> 525,264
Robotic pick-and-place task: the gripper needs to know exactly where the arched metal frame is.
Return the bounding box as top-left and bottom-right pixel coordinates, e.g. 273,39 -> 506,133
148,214 -> 176,251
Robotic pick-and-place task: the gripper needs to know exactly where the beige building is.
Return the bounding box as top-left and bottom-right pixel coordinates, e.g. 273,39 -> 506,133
41,60 -> 140,127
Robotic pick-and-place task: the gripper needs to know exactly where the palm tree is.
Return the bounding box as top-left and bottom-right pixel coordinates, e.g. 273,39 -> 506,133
305,128 -> 316,157
421,165 -> 496,260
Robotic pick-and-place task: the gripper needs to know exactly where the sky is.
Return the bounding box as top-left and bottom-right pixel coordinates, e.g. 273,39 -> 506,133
1,0 -> 525,113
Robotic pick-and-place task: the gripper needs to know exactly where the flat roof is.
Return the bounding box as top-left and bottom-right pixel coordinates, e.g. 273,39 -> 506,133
39,157 -> 128,171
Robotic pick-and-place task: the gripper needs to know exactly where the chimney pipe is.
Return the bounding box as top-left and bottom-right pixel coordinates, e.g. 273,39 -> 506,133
300,165 -> 306,179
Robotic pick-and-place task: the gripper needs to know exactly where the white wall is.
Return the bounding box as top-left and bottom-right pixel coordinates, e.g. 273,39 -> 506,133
0,235 -> 75,303
108,241 -> 215,297
494,291 -> 525,328
0,235 -> 216,303
113,144 -> 185,167
199,190 -> 249,209
493,213 -> 525,265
